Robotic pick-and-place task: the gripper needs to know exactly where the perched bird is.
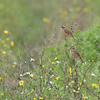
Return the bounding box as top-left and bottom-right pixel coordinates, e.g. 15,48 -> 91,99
70,46 -> 84,63
60,26 -> 76,40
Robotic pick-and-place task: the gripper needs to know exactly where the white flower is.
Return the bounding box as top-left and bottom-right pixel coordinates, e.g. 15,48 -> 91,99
91,74 -> 95,76
56,61 -> 60,64
20,74 -> 23,77
50,81 -> 53,84
14,62 -> 17,64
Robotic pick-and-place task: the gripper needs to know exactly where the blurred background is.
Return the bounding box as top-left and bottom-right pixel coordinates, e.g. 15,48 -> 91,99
0,0 -> 100,48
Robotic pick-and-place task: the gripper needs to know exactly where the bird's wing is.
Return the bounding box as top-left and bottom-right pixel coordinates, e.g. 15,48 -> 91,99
73,49 -> 81,57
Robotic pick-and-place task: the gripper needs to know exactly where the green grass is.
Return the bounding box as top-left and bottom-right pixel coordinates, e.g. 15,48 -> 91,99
0,25 -> 100,100
0,0 -> 100,99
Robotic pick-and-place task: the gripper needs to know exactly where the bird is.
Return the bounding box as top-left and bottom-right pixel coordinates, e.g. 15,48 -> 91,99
70,46 -> 84,63
60,26 -> 76,40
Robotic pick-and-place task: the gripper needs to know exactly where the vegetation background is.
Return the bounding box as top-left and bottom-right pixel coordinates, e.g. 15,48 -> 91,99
0,0 -> 100,100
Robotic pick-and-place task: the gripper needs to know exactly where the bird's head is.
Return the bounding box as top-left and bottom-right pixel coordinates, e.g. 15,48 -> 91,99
61,26 -> 66,29
70,46 -> 76,50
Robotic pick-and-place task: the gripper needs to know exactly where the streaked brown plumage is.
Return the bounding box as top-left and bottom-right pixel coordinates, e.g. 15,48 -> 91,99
70,46 -> 84,63
61,26 -> 76,40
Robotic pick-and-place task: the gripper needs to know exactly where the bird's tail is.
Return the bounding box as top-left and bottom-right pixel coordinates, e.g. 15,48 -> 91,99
80,58 -> 84,63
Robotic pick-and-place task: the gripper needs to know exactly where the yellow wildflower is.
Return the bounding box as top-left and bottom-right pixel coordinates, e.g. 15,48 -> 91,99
73,0 -> 77,5
0,77 -> 2,81
2,51 -> 6,55
68,67 -> 71,73
85,0 -> 90,3
43,18 -> 48,23
0,4 -> 4,10
4,30 -> 8,34
1,40 -> 5,44
83,97 -> 88,100
52,62 -> 54,65
92,59 -> 94,62
1,93 -> 4,96
6,38 -> 9,41
63,11 -> 68,15
78,87 -> 80,90
56,77 -> 59,80
80,82 -> 82,85
83,8 -> 88,12
54,57 -> 57,60
12,64 -> 16,68
18,80 -> 24,86
71,80 -> 75,84
77,91 -> 79,93
30,58 -> 35,62
92,83 -> 98,88
75,7 -> 80,12
11,41 -> 14,46
39,97 -> 43,100
27,93 -> 30,95
30,89 -> 33,93
42,65 -> 44,68
58,8 -> 63,13
30,74 -> 34,78
26,72 -> 30,75
34,98 -> 36,100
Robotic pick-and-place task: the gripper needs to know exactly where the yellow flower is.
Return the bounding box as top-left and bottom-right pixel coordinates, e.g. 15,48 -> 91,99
0,4 -> 4,10
75,7 -> 80,12
78,87 -> 80,90
77,91 -> 79,93
73,0 -> 77,5
92,59 -> 94,62
83,97 -> 88,100
34,98 -> 36,100
27,93 -> 30,95
85,0 -> 90,3
30,74 -> 34,78
71,80 -> 75,84
11,41 -> 14,46
52,62 -> 54,65
1,40 -> 5,44
83,8 -> 88,12
80,82 -> 82,85
2,51 -> 6,55
0,77 -> 2,81
30,58 -> 35,62
1,93 -> 4,96
68,67 -> 71,73
26,72 -> 30,75
43,18 -> 48,23
58,8 -> 63,13
54,57 -> 57,60
6,38 -> 9,41
92,83 -> 98,88
63,11 -> 68,15
18,80 -> 24,86
56,77 -> 59,80
39,97 -> 43,100
4,30 -> 8,34
42,65 -> 44,68
12,64 -> 16,68
30,89 -> 33,93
